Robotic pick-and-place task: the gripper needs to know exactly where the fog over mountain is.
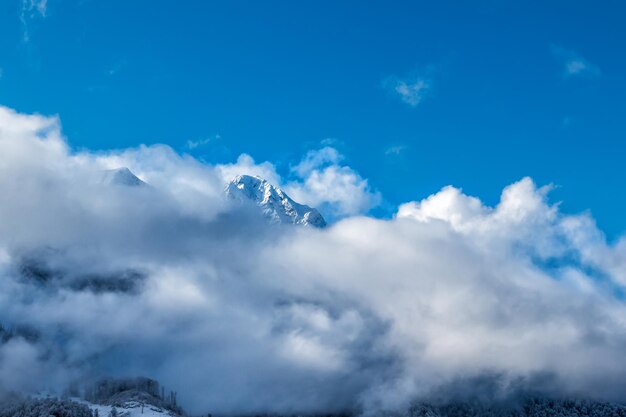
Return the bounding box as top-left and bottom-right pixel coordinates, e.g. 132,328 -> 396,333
3,105 -> 626,415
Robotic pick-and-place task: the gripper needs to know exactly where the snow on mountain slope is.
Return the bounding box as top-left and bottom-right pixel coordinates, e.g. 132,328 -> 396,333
27,393 -> 180,417
225,174 -> 326,228
75,398 -> 179,417
101,167 -> 146,187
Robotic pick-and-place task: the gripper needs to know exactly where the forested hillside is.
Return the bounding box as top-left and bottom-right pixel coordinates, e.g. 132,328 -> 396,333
0,398 -> 93,417
2,378 -> 626,417
408,398 -> 626,417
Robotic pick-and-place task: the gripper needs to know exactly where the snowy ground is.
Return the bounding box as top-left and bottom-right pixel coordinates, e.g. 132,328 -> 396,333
72,398 -> 178,417
33,384 -> 181,417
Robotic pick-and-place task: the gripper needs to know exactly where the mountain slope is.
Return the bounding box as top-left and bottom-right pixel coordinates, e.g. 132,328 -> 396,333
225,174 -> 326,228
77,398 -> 179,417
101,168 -> 146,187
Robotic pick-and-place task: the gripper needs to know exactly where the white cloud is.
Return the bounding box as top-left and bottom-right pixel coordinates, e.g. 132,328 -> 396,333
385,145 -> 406,156
286,147 -> 381,218
3,105 -> 626,415
34,0 -> 47,16
397,178 -> 564,258
20,0 -> 49,42
291,146 -> 343,177
186,134 -> 221,150
385,75 -> 431,107
215,153 -> 281,186
23,0 -> 47,17
551,45 -> 601,78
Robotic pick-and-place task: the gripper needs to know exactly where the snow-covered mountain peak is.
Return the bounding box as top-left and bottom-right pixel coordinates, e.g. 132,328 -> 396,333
101,167 -> 146,187
225,174 -> 326,228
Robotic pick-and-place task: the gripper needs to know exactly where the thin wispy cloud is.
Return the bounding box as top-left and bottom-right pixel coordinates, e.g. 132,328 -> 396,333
107,60 -> 127,77
186,134 -> 221,150
20,0 -> 48,42
24,0 -> 47,16
388,77 -> 430,107
551,45 -> 601,78
384,70 -> 433,107
320,137 -> 341,146
385,145 -> 406,156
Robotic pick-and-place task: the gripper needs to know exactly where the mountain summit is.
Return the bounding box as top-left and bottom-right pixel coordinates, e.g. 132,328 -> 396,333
225,175 -> 326,228
101,167 -> 146,187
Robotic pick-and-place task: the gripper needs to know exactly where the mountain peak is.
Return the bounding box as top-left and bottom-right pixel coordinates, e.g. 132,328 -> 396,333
225,175 -> 326,228
101,167 -> 146,187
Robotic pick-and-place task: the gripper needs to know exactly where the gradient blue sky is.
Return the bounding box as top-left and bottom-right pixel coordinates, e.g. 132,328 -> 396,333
1,1 -> 625,236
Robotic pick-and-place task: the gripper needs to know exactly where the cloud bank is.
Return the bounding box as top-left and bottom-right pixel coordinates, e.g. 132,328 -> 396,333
2,106 -> 626,414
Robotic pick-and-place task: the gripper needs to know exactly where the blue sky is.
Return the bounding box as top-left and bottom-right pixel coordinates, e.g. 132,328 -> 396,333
1,1 -> 625,236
